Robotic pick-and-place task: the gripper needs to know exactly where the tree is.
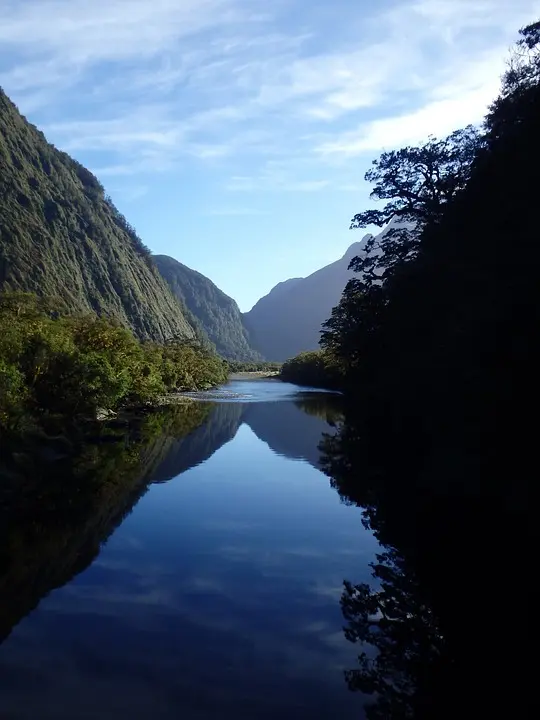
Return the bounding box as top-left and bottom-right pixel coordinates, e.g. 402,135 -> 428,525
486,21 -> 540,140
319,20 -> 537,719
321,127 -> 482,376
352,127 -> 481,231
280,349 -> 344,389
348,126 -> 481,288
0,291 -> 229,433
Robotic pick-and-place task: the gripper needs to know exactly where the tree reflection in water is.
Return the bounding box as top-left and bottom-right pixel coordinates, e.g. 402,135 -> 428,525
321,406 -> 527,720
0,394 -> 342,646
340,548 -> 445,720
0,403 -> 212,643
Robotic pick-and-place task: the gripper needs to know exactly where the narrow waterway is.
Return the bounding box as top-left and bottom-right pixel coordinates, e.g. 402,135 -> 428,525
0,380 -> 379,719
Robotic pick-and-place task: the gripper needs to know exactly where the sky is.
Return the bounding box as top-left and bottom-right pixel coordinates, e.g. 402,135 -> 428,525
1,0 -> 539,311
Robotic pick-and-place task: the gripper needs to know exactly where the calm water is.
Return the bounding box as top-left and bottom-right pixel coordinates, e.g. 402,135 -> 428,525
0,380 -> 379,719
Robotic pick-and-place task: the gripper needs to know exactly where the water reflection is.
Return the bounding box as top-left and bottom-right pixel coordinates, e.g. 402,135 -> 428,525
243,395 -> 341,469
0,386 -> 377,720
320,403 -> 525,720
149,402 -> 245,482
0,404 -> 212,644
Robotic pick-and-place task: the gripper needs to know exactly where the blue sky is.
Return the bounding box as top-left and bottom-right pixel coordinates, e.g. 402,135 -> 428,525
1,0 -> 538,310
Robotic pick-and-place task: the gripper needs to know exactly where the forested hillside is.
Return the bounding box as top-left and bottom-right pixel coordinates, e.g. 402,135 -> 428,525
0,88 -> 194,342
154,255 -> 261,361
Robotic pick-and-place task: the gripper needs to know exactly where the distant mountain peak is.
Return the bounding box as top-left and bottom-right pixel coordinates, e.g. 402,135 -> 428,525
275,277 -> 303,288
244,221 -> 401,361
244,243 -> 363,361
343,241 -> 366,261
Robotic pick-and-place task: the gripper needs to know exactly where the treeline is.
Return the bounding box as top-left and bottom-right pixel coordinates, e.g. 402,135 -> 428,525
310,21 -> 538,720
280,350 -> 343,389
227,359 -> 281,373
0,291 -> 228,435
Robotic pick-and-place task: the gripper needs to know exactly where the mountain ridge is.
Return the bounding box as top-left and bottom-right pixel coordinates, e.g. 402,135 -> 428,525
242,238 -> 370,361
0,87 -> 195,342
154,254 -> 261,361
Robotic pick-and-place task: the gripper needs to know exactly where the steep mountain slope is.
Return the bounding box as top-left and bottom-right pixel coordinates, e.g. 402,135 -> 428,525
243,240 -> 369,361
0,88 -> 194,342
154,254 -> 260,360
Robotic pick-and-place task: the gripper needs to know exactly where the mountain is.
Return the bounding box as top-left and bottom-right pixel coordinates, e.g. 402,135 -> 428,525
154,254 -> 261,360
243,239 -> 369,361
0,88 -> 194,342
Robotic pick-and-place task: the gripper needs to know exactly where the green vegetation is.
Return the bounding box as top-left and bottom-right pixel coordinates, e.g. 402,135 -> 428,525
0,291 -> 227,436
280,350 -> 343,389
0,88 -> 195,342
227,359 -> 282,373
154,255 -> 262,361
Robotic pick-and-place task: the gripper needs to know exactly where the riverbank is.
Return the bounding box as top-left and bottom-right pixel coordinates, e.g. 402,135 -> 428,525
0,292 -> 229,436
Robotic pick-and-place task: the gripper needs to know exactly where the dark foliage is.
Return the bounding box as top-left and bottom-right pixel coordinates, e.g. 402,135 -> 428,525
317,22 -> 536,719
227,359 -> 281,373
280,350 -> 344,389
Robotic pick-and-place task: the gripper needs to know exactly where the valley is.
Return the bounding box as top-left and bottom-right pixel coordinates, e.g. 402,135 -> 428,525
0,14 -> 535,720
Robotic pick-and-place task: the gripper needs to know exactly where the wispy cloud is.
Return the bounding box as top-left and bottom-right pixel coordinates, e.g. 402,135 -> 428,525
1,0 -> 538,188
0,0 -> 239,62
315,47 -> 506,156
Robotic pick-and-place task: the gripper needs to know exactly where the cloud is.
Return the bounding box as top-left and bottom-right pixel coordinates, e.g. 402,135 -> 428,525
315,49 -> 506,156
0,0 -> 239,63
1,0 -> 538,189
241,0 -> 539,124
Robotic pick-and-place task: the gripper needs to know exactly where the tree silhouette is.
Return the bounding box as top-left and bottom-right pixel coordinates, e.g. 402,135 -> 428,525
341,548 -> 445,720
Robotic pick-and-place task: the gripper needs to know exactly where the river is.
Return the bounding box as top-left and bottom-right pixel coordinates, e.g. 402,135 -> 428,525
0,379 -> 379,719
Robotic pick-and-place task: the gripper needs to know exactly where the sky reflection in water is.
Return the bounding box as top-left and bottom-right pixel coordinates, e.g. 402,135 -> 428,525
0,381 -> 378,719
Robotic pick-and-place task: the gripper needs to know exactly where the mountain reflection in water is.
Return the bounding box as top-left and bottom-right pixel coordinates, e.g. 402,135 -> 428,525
0,382 -> 376,720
